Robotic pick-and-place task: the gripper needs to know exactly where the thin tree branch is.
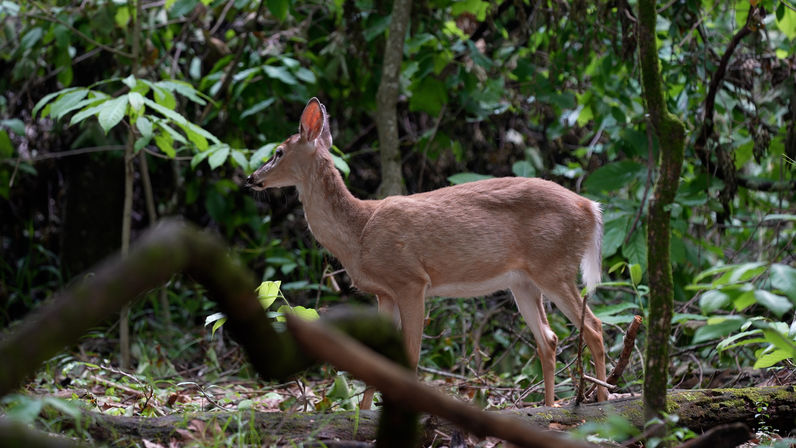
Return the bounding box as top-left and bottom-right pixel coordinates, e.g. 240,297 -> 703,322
25,12 -> 134,59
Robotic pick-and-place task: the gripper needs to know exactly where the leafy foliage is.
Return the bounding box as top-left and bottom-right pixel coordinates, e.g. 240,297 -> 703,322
0,0 -> 794,444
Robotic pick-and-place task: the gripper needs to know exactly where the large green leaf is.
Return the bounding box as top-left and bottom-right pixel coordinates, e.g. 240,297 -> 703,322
409,77 -> 447,116
256,280 -> 282,310
753,290 -> 792,317
97,96 -> 128,133
583,160 -> 646,193
775,2 -> 796,40
621,227 -> 647,274
208,145 -> 230,169
263,65 -> 297,85
602,214 -> 631,257
0,130 -> 12,158
267,0 -> 289,21
770,263 -> 796,302
753,349 -> 791,369
693,316 -> 744,343
241,98 -> 275,119
49,89 -> 89,120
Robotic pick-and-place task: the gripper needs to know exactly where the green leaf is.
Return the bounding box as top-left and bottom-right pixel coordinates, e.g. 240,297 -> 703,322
2,118 -> 26,136
249,143 -> 277,169
69,101 -> 108,126
128,91 -> 145,113
257,281 -> 282,309
331,153 -> 350,177
183,125 -> 208,151
34,88 -> 77,118
50,89 -> 89,120
158,80 -> 207,105
291,306 -> 320,321
327,375 -> 351,400
753,349 -> 791,369
622,228 -> 647,274
583,160 -> 645,193
629,264 -> 642,286
512,160 -> 535,178
114,6 -> 130,28
295,67 -> 316,84
714,262 -> 767,286
191,150 -> 212,170
154,131 -> 175,158
204,312 -> 227,336
42,397 -> 81,421
267,0 -> 289,21
241,98 -> 275,119
775,3 -> 796,40
753,290 -> 792,317
409,77 -> 447,116
263,65 -> 297,85
699,289 -> 730,314
208,145 -> 230,169
602,214 -> 630,258
122,74 -> 137,89
0,130 -> 12,158
231,149 -> 248,168
143,98 -> 219,144
204,312 -> 225,327
136,116 -> 153,140
447,172 -> 494,185
20,27 -> 43,50
731,289 -> 756,311
770,264 -> 796,302
6,396 -> 43,424
716,329 -> 763,351
760,327 -> 796,355
97,96 -> 128,134
693,317 -> 744,343
451,0 -> 489,21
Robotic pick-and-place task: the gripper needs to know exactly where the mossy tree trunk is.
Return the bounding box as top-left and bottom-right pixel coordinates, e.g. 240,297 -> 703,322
375,0 -> 412,197
637,0 -> 686,422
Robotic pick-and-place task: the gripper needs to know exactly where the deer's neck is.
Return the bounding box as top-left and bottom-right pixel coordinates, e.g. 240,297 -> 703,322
296,152 -> 374,269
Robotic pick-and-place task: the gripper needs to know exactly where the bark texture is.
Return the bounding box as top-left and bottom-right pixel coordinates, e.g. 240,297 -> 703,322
375,0 -> 412,197
637,0 -> 687,422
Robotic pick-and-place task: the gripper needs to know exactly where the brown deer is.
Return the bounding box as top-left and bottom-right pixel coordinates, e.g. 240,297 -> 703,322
246,98 -> 608,408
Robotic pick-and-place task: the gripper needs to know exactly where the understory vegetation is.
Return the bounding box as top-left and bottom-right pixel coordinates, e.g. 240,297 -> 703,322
0,0 -> 795,446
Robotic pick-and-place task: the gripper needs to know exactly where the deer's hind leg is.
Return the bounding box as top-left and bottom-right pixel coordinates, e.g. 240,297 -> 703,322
510,278 -> 559,406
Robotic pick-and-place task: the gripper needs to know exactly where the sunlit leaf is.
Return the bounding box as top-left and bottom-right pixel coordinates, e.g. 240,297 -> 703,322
97,96 -> 128,134
208,144 -> 230,169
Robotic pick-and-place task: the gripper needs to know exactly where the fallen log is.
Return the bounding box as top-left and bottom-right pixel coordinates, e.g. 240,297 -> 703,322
56,386 -> 794,445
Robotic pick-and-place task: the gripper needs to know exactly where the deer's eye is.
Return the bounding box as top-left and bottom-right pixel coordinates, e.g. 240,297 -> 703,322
275,148 -> 284,158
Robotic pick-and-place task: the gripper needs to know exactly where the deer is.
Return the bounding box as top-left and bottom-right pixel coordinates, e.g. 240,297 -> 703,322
246,97 -> 608,408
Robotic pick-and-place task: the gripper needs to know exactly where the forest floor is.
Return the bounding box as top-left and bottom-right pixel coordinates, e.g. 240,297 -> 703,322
4,321 -> 796,447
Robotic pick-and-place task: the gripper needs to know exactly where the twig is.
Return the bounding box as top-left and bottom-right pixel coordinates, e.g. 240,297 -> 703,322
25,12 -> 133,58
418,365 -> 470,381
587,315 -> 642,400
574,293 -> 588,404
676,422 -> 751,448
606,315 -> 642,385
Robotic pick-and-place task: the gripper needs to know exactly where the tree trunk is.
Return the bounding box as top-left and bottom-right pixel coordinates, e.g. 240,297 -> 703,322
637,0 -> 686,423
375,0 -> 412,197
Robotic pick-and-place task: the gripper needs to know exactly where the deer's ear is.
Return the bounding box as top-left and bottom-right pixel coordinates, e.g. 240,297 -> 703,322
299,98 -> 324,142
317,103 -> 332,151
